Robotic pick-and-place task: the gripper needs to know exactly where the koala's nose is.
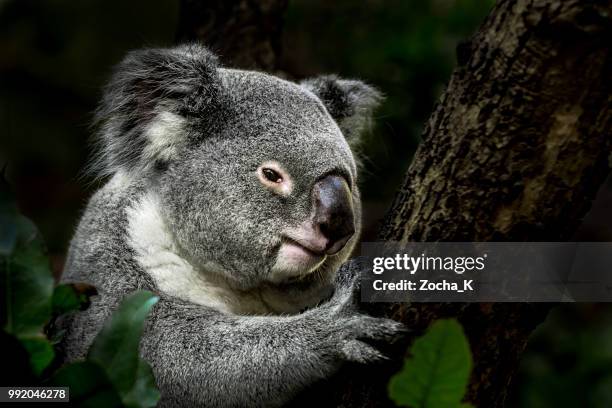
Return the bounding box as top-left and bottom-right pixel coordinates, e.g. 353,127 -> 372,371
312,175 -> 355,255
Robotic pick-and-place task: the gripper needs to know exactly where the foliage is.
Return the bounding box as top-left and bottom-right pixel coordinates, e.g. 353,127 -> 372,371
48,291 -> 160,408
389,319 -> 473,408
1,175 -> 54,378
0,177 -> 159,407
85,291 -> 160,407
52,283 -> 97,317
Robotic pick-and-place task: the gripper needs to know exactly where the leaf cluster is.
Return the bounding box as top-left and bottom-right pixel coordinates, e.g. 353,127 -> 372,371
1,176 -> 160,407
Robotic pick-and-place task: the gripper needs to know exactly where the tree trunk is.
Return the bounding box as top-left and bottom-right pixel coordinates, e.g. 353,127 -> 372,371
361,0 -> 611,406
176,0 -> 288,71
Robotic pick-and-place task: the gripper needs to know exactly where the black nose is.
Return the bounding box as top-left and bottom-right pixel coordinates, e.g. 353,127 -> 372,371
312,175 -> 355,255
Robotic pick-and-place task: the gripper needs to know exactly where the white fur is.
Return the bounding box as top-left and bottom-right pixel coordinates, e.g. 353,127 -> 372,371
107,170 -> 131,190
126,192 -> 269,315
142,111 -> 186,163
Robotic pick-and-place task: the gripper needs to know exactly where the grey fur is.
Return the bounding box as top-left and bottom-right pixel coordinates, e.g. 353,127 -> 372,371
300,75 -> 383,147
58,44 -> 402,407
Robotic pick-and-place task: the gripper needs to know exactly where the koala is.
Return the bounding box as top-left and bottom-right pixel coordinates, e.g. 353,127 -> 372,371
57,44 -> 404,407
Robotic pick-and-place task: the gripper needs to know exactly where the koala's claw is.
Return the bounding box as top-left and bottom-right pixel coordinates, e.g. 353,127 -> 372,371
341,339 -> 389,364
326,312 -> 406,365
354,315 -> 407,342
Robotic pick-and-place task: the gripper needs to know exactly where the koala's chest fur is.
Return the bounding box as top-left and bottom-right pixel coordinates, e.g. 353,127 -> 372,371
126,191 -> 326,315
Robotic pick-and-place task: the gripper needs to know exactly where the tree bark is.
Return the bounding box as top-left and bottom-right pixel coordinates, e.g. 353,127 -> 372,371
176,0 -> 288,71
357,0 -> 612,406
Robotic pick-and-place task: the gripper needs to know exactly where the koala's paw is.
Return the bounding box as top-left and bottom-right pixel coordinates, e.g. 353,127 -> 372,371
323,260 -> 407,364
337,315 -> 406,363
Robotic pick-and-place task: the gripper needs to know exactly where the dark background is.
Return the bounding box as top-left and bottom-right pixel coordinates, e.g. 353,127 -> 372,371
1,0 -> 611,406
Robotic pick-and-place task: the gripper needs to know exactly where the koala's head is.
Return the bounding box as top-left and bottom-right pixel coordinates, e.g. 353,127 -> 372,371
95,44 -> 382,294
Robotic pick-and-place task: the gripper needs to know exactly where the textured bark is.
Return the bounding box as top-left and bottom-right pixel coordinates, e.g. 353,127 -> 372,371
176,0 -> 288,71
352,0 -> 612,406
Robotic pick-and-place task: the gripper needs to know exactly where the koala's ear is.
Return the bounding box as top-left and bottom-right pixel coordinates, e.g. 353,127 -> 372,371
300,75 -> 383,145
92,43 -> 222,178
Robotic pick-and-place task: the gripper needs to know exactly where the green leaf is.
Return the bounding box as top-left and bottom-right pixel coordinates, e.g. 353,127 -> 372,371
389,318 -> 473,408
20,335 -> 55,376
1,215 -> 54,337
49,361 -> 123,408
122,360 -> 161,408
52,283 -> 97,316
0,181 -> 55,380
87,290 -> 160,408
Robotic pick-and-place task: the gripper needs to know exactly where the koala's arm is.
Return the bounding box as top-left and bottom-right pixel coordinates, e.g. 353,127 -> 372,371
139,268 -> 402,408
59,251 -> 404,407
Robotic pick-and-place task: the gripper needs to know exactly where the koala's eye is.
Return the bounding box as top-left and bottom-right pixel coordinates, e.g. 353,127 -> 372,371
262,168 -> 282,183
257,162 -> 293,196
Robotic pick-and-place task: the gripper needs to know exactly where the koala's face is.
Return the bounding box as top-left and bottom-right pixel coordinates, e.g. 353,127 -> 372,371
95,45 -> 381,293
158,70 -> 363,290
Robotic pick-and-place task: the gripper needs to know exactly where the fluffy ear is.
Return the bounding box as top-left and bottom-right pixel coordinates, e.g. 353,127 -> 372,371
300,75 -> 383,145
92,43 -> 222,178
